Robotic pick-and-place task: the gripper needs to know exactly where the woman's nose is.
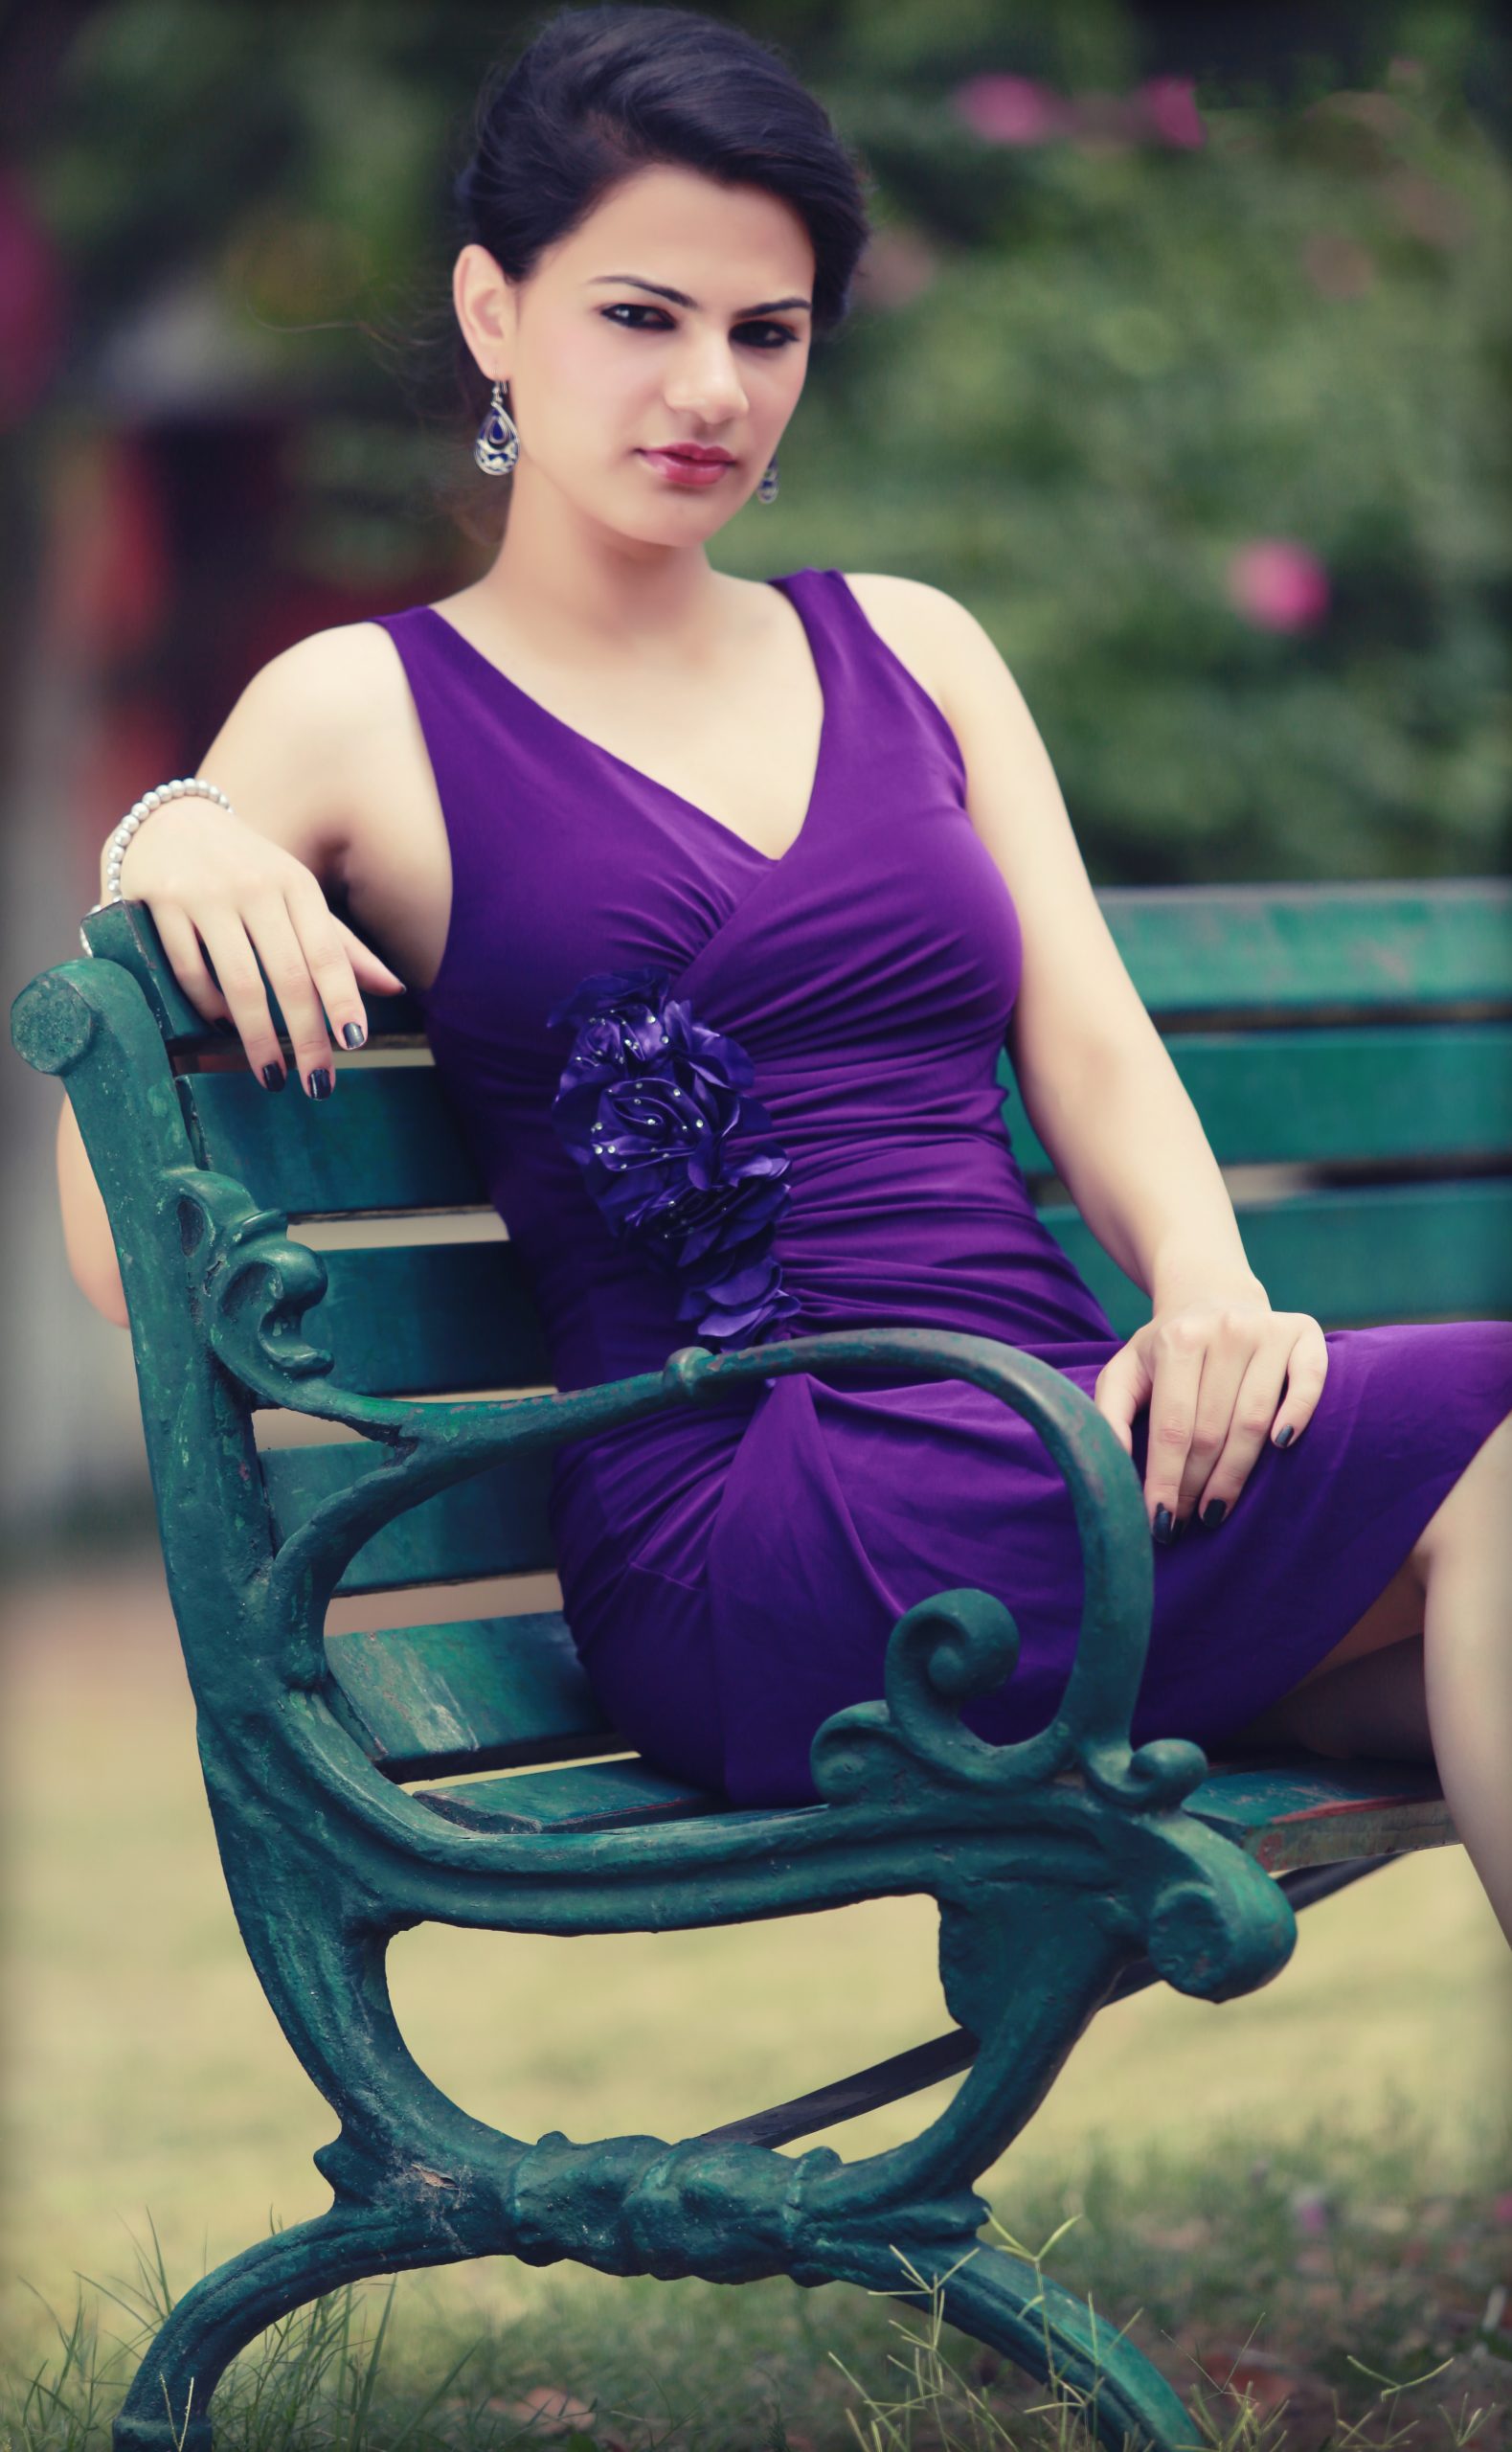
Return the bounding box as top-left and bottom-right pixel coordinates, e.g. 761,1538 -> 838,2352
663,342 -> 749,421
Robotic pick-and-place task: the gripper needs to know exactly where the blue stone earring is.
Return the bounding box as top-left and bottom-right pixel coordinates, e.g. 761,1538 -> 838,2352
756,454 -> 779,505
474,377 -> 520,477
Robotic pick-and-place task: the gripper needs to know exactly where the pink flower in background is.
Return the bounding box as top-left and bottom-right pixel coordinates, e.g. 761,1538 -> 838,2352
953,71 -> 1206,153
1228,541 -> 1332,633
1136,76 -> 1206,148
952,75 -> 1069,146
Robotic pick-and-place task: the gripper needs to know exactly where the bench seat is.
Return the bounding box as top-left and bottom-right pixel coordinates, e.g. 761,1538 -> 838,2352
323,1602 -> 1453,1863
409,1743 -> 1451,1865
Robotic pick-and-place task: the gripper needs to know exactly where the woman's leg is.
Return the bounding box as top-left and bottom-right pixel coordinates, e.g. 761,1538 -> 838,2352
1223,1410 -> 1512,1947
1416,1410 -> 1512,1944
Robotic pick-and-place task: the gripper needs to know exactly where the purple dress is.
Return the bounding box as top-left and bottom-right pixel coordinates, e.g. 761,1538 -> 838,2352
371,570 -> 1512,1807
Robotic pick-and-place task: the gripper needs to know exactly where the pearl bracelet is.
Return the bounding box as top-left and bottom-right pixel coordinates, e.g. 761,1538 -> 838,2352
79,776 -> 236,954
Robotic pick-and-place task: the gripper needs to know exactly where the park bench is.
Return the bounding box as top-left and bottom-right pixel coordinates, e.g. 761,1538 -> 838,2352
11,874 -> 1510,2452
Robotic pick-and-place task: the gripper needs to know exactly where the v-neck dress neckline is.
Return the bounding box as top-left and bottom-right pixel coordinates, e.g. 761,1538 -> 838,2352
417,570 -> 830,871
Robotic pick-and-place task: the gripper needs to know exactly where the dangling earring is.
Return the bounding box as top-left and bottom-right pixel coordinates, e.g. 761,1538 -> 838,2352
474,377 -> 519,477
756,454 -> 779,504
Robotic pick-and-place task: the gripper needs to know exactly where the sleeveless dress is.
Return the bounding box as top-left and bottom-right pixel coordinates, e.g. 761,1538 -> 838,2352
370,570 -> 1512,1808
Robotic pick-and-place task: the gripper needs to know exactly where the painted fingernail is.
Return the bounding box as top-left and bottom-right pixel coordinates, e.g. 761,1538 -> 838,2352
1153,1503 -> 1175,1545
260,1061 -> 286,1092
307,1067 -> 333,1099
1274,1424 -> 1296,1448
1201,1497 -> 1228,1528
342,1021 -> 366,1048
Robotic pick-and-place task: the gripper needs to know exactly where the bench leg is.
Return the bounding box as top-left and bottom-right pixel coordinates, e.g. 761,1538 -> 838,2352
109,2202 -> 470,2452
812,2236 -> 1198,2452
108,2214 -> 1198,2452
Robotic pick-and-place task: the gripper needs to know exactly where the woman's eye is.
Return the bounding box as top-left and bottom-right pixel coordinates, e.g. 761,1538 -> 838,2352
600,304 -> 672,331
599,304 -> 798,348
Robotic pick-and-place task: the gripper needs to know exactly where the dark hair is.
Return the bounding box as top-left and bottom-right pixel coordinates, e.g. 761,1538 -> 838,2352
405,4 -> 873,541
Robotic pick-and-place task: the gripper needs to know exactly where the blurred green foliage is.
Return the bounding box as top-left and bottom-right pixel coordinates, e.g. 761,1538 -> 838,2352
23,0 -> 1512,879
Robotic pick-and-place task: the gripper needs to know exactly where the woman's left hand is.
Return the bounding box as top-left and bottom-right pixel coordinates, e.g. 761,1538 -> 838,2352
1093,1294 -> 1330,1541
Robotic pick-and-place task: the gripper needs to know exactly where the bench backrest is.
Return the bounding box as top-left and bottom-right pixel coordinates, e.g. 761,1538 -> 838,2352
1022,880 -> 1512,1333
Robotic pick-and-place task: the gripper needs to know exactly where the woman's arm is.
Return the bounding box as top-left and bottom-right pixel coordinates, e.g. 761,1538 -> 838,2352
864,577 -> 1331,1539
56,628 -> 406,1326
56,1096 -> 130,1328
891,578 -> 1266,1309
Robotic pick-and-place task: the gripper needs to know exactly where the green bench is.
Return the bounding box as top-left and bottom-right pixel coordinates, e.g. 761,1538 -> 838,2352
12,876 -> 1508,2452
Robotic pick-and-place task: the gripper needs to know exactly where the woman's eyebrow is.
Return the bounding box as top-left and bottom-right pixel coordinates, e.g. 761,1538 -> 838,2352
587,273 -> 812,314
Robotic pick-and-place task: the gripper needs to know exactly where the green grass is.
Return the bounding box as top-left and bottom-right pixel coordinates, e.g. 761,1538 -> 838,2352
2,1554 -> 1509,2449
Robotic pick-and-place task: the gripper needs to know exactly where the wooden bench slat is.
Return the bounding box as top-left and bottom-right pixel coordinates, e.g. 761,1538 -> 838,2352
416,1757 -> 727,1833
1097,878 -> 1512,1013
314,1242 -> 551,1394
1049,1175 -> 1512,1337
322,1610 -> 615,1778
182,1065 -> 486,1216
261,1442 -> 556,1591
1001,1021 -> 1512,1173
1184,1755 -> 1454,1872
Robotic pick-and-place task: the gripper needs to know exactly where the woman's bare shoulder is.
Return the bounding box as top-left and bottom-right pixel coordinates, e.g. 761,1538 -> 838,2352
199,619 -> 411,806
182,622 -> 386,876
214,617 -> 437,843
192,616 -> 449,981
241,617 -> 414,745
262,618 -> 452,979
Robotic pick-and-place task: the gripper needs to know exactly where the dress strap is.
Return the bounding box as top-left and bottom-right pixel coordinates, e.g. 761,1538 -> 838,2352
810,568 -> 965,785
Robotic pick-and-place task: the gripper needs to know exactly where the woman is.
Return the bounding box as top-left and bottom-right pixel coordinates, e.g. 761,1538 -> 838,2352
57,5 -> 1512,1941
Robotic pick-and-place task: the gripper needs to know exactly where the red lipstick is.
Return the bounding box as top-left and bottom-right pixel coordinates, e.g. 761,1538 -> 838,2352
638,445 -> 736,488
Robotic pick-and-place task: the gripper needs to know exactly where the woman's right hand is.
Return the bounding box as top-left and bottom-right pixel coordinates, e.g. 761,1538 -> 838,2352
112,799 -> 408,1098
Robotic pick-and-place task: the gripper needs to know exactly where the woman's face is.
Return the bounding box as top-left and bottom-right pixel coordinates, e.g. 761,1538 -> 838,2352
455,162 -> 816,541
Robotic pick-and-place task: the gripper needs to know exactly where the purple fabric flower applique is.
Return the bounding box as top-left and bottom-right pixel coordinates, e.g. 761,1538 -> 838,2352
546,964 -> 801,1350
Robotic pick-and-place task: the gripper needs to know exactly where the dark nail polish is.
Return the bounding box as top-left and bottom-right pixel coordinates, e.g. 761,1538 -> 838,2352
1275,1424 -> 1296,1448
1201,1497 -> 1228,1528
212,1018 -> 237,1035
1153,1503 -> 1174,1545
307,1067 -> 333,1099
260,1062 -> 286,1092
342,1021 -> 366,1048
